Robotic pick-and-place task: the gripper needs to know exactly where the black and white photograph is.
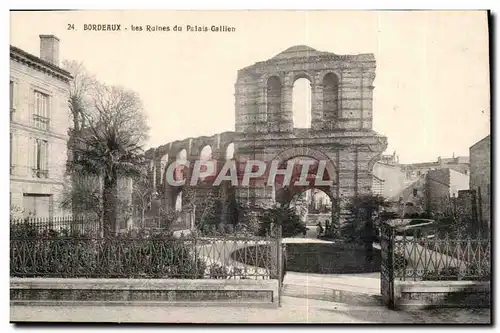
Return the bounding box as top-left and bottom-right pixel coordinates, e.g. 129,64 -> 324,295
8,9 -> 492,324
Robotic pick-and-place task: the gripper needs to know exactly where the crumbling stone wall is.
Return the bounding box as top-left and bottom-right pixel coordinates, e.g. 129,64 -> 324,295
146,46 -> 388,225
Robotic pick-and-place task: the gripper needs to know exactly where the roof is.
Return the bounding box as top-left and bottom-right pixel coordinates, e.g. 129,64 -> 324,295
10,45 -> 72,81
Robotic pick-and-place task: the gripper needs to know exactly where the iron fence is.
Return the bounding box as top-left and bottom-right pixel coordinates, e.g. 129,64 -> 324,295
382,222 -> 491,283
10,218 -> 280,280
380,221 -> 491,309
11,216 -> 101,234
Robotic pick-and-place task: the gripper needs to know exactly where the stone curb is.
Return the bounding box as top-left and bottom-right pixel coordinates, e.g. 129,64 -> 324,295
282,283 -> 382,307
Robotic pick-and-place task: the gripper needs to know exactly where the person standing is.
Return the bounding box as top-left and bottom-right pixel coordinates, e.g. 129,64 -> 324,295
325,220 -> 330,236
316,222 -> 324,238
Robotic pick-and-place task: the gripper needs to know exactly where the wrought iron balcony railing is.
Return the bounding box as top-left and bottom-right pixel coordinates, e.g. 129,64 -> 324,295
33,114 -> 50,131
32,168 -> 49,179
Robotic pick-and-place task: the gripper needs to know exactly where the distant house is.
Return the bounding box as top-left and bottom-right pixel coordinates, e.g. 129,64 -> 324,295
426,168 -> 469,213
469,135 -> 491,225
400,155 -> 470,181
372,159 -> 406,199
387,168 -> 469,216
372,152 -> 470,214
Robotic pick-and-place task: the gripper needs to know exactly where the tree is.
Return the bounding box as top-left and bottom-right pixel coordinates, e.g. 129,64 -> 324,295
60,175 -> 102,219
131,172 -> 156,228
68,81 -> 149,236
62,61 -> 97,220
341,194 -> 389,246
257,205 -> 307,238
62,60 -> 96,131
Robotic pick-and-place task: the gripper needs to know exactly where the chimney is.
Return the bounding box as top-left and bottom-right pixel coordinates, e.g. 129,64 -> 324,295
39,35 -> 60,66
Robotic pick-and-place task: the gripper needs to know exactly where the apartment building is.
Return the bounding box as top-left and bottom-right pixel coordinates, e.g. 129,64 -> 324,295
10,35 -> 72,218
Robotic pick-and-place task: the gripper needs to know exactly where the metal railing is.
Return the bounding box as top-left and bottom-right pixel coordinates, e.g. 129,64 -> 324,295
382,223 -> 491,283
33,114 -> 50,131
32,168 -> 49,178
10,217 -> 280,280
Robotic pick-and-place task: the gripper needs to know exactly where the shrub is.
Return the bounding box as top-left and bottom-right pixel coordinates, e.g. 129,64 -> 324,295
208,263 -> 229,279
10,224 -> 206,279
257,206 -> 307,238
341,194 -> 389,244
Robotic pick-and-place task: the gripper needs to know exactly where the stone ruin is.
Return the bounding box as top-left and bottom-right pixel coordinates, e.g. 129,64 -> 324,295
145,45 -> 388,225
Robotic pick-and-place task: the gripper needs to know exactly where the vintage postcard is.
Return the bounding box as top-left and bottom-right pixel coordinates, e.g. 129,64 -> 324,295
9,10 -> 491,324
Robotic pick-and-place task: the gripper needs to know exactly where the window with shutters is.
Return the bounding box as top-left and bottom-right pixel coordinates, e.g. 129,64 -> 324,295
33,90 -> 50,130
22,194 -> 52,218
32,138 -> 49,178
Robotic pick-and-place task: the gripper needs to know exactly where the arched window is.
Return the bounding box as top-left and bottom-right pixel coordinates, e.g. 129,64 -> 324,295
267,76 -> 282,123
159,154 -> 168,185
174,149 -> 188,184
177,149 -> 187,162
323,73 -> 339,123
200,145 -> 212,160
175,192 -> 182,212
225,143 -> 235,160
292,78 -> 312,128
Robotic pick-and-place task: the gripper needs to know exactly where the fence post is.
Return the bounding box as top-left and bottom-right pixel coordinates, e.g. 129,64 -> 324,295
277,225 -> 283,307
380,221 -> 396,309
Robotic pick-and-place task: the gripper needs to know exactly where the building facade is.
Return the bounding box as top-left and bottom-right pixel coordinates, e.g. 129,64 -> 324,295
388,168 -> 469,215
10,35 -> 72,218
469,135 -> 491,225
372,153 -> 407,199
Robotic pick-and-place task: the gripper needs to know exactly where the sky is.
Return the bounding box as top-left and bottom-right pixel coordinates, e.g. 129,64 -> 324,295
10,10 -> 490,164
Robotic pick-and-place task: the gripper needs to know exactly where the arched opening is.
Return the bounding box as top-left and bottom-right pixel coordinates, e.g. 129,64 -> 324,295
273,156 -> 333,198
175,191 -> 182,212
290,188 -> 333,225
200,145 -> 212,160
173,149 -> 188,185
323,73 -> 339,123
177,149 -> 187,162
150,160 -> 156,189
292,78 -> 312,129
267,76 -> 282,123
159,154 -> 168,185
272,155 -> 335,237
225,143 -> 235,160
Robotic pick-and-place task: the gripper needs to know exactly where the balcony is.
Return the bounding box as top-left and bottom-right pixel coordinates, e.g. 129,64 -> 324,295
33,114 -> 50,131
32,168 -> 49,179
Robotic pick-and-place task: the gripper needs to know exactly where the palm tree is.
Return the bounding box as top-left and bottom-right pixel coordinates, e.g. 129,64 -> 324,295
69,83 -> 149,236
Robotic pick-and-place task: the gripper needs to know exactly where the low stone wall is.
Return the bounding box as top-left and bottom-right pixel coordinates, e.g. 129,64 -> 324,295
10,278 -> 280,308
394,280 -> 490,310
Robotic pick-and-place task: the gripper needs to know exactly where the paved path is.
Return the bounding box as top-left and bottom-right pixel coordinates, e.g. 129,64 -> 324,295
10,297 -> 491,323
195,236 -> 382,301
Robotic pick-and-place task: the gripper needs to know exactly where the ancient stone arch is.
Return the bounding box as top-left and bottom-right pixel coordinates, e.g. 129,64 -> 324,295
145,45 -> 388,225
